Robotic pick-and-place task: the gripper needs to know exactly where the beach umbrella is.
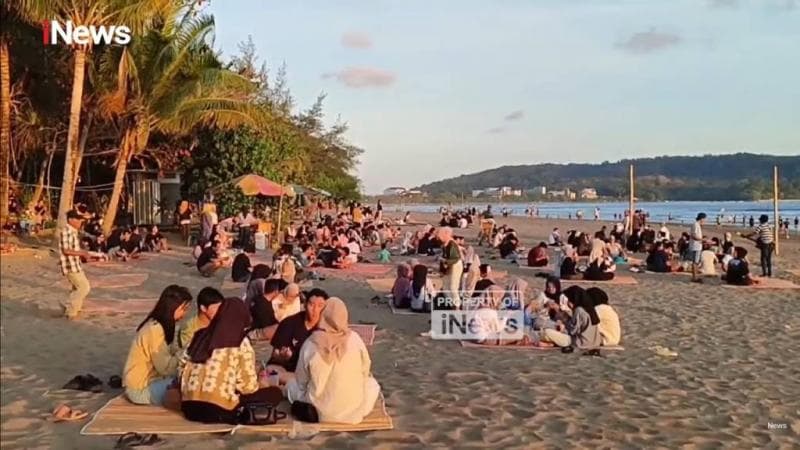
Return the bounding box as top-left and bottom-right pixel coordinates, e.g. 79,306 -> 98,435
229,174 -> 295,197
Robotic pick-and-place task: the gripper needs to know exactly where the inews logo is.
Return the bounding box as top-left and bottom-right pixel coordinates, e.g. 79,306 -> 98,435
42,20 -> 131,46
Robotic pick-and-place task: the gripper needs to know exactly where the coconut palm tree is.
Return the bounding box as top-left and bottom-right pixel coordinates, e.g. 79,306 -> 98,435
98,12 -> 266,235
16,0 -> 179,232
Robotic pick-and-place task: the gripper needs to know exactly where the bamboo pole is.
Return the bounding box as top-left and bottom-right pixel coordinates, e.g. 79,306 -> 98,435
774,165 -> 779,256
628,164 -> 635,234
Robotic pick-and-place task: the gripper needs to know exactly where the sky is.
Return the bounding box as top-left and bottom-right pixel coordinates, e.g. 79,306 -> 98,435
207,0 -> 800,194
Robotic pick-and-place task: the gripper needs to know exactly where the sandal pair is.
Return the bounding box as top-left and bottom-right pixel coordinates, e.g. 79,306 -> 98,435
115,432 -> 163,448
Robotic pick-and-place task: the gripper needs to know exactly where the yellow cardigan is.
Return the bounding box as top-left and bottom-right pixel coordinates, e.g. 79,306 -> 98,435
123,320 -> 180,390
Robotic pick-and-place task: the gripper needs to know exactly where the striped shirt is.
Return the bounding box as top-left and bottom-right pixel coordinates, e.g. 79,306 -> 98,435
754,223 -> 774,244
59,224 -> 83,275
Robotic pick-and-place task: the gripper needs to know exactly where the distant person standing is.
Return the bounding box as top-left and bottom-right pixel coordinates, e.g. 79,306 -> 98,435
749,216 -> 755,228
438,227 -> 463,309
795,216 -> 799,231
783,218 -> 791,239
376,199 -> 383,221
59,210 -> 93,320
594,207 -> 600,221
744,215 -> 774,277
689,213 -> 707,283
482,205 -> 493,219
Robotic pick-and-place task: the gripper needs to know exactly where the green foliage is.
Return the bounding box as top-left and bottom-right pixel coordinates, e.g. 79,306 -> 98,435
418,154 -> 800,201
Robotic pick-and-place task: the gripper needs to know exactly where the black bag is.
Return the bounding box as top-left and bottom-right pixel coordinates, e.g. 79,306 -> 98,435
290,401 -> 320,423
237,403 -> 287,426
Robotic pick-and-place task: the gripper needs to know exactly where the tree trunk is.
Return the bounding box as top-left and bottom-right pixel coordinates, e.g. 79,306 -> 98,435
55,48 -> 87,234
28,156 -> 48,210
101,133 -> 132,236
0,40 -> 11,226
70,112 -> 93,192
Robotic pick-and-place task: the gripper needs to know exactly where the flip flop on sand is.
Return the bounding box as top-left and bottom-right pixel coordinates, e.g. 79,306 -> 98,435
51,404 -> 89,422
115,432 -> 164,448
649,345 -> 679,357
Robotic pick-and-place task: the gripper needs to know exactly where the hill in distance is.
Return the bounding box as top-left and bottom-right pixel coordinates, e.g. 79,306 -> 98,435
415,153 -> 800,201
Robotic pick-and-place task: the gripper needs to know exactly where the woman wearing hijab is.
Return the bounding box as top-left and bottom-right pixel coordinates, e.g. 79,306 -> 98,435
462,246 -> 481,298
542,286 -> 602,350
410,264 -> 436,313
586,288 -> 621,346
391,263 -> 413,309
560,245 -> 580,280
286,298 -> 381,424
526,276 -> 569,330
181,298 -> 279,424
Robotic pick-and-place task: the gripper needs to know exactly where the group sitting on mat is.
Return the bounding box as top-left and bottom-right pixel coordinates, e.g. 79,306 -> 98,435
123,284 -> 381,425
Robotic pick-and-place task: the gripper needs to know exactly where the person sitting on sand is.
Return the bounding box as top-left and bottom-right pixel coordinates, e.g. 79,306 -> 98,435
560,245 -> 580,280
586,287 -> 620,346
145,225 -> 168,252
526,275 -> 570,330
498,229 -> 520,260
181,298 -> 282,425
646,241 -> 674,273
502,278 -> 527,310
542,286 -> 602,351
473,264 -> 495,297
196,240 -> 228,277
267,288 -> 329,379
699,243 -> 718,276
376,242 -> 391,263
722,247 -> 758,286
410,265 -> 436,313
584,256 -> 616,281
244,264 -> 272,305
249,278 -> 287,341
124,285 -> 192,405
549,228 -> 562,247
606,235 -> 626,263
274,283 -> 302,322
177,287 -> 224,350
527,242 -> 549,267
286,298 -> 381,424
721,232 -> 735,257
230,252 -> 252,283
391,263 -> 413,309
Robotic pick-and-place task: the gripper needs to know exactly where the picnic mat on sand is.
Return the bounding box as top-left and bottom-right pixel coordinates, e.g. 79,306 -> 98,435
459,341 -> 625,351
562,275 -> 638,286
316,263 -> 394,279
364,277 -> 444,293
81,394 -> 393,436
721,277 -> 800,290
350,323 -> 377,346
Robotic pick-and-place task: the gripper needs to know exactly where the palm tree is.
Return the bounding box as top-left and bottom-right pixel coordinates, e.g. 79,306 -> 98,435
17,0 -> 179,233
99,12 -> 265,235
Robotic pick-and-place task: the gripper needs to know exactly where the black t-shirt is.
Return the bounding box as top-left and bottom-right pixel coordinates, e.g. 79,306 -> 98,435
726,259 -> 749,285
196,247 -> 217,269
646,251 -> 670,273
231,253 -> 252,282
268,311 -> 313,371
251,297 -> 278,329
473,278 -> 495,296
145,232 -> 163,247
107,230 -> 122,248
124,234 -> 141,253
560,257 -> 577,277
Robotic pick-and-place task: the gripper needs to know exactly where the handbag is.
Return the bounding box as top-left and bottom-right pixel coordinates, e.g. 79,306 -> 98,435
237,403 -> 287,426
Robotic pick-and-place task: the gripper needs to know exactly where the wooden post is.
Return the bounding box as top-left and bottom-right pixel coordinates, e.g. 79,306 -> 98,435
774,165 -> 780,256
628,164 -> 635,234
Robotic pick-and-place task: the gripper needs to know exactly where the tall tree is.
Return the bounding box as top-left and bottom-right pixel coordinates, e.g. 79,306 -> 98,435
18,0 -> 179,233
98,12 -> 264,234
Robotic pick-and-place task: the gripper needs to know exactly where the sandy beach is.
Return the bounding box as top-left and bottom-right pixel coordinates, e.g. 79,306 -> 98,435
2,213 -> 800,449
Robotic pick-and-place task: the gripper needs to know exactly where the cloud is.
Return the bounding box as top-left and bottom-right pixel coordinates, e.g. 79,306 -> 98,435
322,67 -> 396,88
617,29 -> 682,54
708,0 -> 738,8
341,32 -> 372,49
504,110 -> 524,122
487,127 -> 506,134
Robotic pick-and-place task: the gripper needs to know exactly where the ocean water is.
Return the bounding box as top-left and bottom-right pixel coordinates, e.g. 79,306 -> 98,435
392,200 -> 800,226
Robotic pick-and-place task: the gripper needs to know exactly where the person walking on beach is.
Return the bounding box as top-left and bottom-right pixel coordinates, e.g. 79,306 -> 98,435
59,210 -> 93,320
744,215 -> 774,277
438,227 -> 463,309
689,213 -> 707,283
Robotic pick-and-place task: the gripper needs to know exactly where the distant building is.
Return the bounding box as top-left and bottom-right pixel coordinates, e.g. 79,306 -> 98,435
580,188 -> 598,199
383,187 -> 407,196
510,189 -> 523,197
548,188 -> 576,200
472,189 -> 484,198
527,186 -> 547,195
